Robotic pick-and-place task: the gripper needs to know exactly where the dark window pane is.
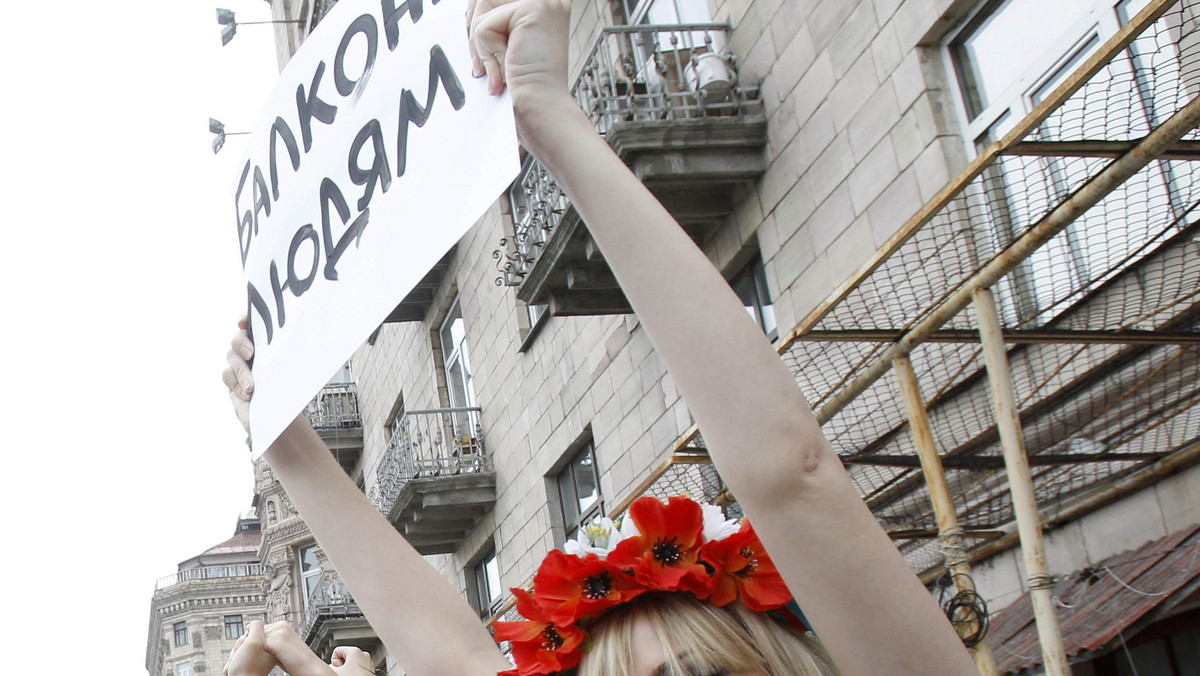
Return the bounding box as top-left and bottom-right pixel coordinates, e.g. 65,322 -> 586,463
572,446 -> 598,516
557,470 -> 579,529
224,615 -> 243,640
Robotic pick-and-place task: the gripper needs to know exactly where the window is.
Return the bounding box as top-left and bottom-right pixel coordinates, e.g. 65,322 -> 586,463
173,621 -> 188,648
176,661 -> 191,676
623,0 -> 710,26
467,545 -> 503,618
552,439 -> 602,543
440,297 -> 479,439
730,256 -> 777,342
946,0 -> 1194,325
440,298 -> 477,410
299,544 -> 321,609
224,615 -> 244,640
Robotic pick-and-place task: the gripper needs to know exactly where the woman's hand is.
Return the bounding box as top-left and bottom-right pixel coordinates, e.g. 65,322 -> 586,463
467,0 -> 573,120
224,621 -> 278,676
329,646 -> 375,676
261,622 -> 336,676
222,316 -> 255,434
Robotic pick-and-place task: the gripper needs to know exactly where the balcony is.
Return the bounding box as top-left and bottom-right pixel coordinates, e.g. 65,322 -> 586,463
383,248 -> 454,323
495,23 -> 766,316
369,407 -> 496,555
154,564 -> 264,591
300,569 -> 375,660
301,382 -> 363,473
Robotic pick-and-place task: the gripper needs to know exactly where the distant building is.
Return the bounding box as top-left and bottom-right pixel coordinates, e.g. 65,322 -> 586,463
145,517 -> 266,676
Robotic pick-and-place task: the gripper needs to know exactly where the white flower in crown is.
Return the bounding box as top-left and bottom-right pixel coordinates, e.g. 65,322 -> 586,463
564,501 -> 738,560
564,516 -> 623,558
702,502 -> 741,542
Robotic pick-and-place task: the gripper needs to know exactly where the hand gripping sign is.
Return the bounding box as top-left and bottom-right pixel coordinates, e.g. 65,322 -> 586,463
233,0 -> 519,456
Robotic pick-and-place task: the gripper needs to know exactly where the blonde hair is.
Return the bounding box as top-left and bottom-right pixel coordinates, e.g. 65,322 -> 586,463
577,593 -> 838,676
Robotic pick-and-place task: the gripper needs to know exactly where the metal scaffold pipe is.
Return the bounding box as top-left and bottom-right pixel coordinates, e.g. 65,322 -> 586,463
893,354 -> 999,676
973,287 -> 1071,676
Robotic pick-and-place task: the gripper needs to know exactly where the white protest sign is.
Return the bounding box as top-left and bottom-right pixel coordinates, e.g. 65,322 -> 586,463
234,0 -> 519,457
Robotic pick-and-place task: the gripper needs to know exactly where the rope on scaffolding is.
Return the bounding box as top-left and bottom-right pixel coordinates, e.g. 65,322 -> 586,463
938,527 -> 971,568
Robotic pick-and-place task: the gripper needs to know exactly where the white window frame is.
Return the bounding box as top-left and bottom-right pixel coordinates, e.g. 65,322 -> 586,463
468,544 -> 503,618
552,439 -> 603,544
299,544 -> 321,610
175,661 -> 191,676
942,0 -> 1189,325
943,0 -> 1122,153
439,297 -> 477,410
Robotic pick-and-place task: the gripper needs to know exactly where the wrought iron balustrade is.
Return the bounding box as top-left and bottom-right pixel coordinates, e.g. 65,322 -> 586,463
154,563 -> 264,591
574,23 -> 756,132
495,22 -> 760,287
300,569 -> 360,640
370,407 -> 489,516
302,382 -> 361,430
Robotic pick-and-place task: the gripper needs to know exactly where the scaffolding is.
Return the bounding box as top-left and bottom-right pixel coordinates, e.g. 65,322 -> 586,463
488,0 -> 1200,671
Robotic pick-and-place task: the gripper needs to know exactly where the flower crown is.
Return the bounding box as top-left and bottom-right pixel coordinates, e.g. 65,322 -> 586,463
493,496 -> 794,675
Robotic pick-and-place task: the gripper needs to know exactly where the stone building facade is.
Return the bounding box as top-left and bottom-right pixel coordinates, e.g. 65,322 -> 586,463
145,517 -> 267,676
254,0 -> 1200,673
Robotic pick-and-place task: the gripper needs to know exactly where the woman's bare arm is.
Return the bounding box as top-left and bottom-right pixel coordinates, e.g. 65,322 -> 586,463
225,331 -> 508,676
511,94 -> 977,675
262,421 -> 510,676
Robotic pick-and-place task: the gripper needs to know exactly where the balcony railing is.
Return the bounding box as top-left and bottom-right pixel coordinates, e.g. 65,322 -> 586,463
495,22 -> 762,289
574,23 -> 757,133
370,407 -> 488,517
154,563 -> 263,591
300,569 -> 360,641
302,382 -> 361,430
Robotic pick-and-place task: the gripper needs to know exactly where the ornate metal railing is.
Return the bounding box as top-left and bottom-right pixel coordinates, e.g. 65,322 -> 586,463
370,407 -> 489,516
494,22 -> 760,287
155,564 -> 263,591
302,382 -> 361,430
574,23 -> 756,132
300,569 -> 360,640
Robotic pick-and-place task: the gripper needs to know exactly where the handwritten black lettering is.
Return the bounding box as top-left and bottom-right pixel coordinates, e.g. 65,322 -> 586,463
295,62 -> 338,152
349,119 -> 392,212
319,179 -> 370,281
287,225 -> 321,296
334,14 -> 379,98
252,165 -> 272,236
395,44 -> 466,178
268,117 -> 301,201
236,160 -> 254,265
380,0 -> 424,50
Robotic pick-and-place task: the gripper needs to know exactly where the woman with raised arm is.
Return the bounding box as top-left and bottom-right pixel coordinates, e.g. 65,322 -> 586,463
222,0 -> 979,674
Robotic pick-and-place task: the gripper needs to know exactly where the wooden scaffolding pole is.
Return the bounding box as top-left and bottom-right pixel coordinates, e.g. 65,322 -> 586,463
894,354 -> 999,676
973,287 -> 1071,675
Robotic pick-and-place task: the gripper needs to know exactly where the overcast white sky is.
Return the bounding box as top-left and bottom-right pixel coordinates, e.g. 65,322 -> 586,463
0,1 -> 281,671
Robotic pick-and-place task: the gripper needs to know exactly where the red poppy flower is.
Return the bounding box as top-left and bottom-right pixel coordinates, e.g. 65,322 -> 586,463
533,550 -> 646,625
494,589 -> 586,675
700,522 -> 792,611
608,497 -> 711,595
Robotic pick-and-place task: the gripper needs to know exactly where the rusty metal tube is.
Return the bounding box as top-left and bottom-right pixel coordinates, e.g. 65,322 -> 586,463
894,355 -> 1000,675
974,287 -> 1071,676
